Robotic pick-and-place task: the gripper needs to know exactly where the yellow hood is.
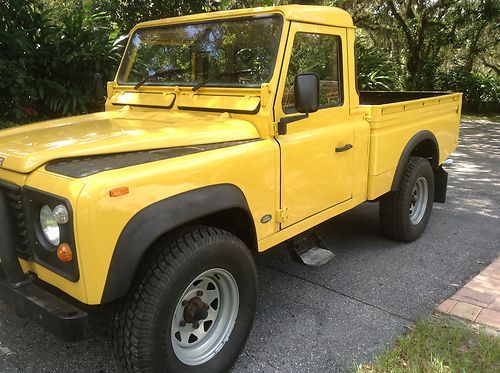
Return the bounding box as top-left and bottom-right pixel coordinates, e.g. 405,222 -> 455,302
0,108 -> 260,174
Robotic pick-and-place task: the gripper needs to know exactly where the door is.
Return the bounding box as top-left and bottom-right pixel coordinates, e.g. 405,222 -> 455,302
276,23 -> 353,227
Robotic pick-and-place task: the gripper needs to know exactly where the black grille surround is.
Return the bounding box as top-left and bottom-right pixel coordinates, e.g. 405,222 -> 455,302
0,180 -> 79,281
24,187 -> 79,282
0,180 -> 31,259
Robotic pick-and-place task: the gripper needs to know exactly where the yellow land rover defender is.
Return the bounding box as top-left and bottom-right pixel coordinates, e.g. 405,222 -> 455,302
0,5 -> 461,373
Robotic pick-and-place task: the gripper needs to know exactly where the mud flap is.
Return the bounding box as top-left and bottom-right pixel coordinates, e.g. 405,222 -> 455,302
434,166 -> 448,203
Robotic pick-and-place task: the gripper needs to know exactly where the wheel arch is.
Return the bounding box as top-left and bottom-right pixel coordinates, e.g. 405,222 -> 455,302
101,184 -> 257,304
391,130 -> 439,191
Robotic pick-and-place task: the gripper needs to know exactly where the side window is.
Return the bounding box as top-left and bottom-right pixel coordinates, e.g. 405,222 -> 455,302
282,32 -> 342,113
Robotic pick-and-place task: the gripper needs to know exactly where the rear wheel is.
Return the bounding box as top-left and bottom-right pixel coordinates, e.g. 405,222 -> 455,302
379,156 -> 435,242
112,226 -> 257,373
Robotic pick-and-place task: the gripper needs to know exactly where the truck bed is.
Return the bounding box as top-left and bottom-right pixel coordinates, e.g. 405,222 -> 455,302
360,91 -> 462,200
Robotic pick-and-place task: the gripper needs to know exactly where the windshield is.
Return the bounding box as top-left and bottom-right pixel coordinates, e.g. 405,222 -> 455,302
117,15 -> 283,89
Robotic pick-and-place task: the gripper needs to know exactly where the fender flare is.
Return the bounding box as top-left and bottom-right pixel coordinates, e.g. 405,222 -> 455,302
101,184 -> 255,303
391,130 -> 439,191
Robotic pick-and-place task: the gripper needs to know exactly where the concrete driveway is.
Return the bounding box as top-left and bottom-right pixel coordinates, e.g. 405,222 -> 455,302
0,119 -> 498,372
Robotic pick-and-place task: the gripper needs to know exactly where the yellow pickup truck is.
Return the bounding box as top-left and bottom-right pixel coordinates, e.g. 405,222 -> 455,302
0,5 -> 461,373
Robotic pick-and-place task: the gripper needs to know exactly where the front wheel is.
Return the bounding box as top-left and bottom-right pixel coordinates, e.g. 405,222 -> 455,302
112,226 -> 257,373
379,156 -> 435,242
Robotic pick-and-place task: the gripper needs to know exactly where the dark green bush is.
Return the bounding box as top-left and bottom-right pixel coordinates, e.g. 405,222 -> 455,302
1,0 -> 498,127
437,67 -> 500,113
0,1 -> 40,123
0,0 -> 122,125
355,35 -> 403,91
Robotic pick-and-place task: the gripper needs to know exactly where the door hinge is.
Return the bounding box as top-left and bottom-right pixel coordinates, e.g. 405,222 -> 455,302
277,208 -> 288,223
272,121 -> 279,136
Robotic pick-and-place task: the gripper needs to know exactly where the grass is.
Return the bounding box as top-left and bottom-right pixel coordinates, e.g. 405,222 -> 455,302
462,113 -> 500,123
355,316 -> 500,373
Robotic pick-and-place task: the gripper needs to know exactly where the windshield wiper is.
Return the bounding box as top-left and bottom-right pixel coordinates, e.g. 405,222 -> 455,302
134,68 -> 185,90
191,69 -> 256,91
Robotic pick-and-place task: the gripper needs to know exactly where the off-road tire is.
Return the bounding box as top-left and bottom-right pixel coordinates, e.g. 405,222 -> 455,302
379,156 -> 435,242
112,225 -> 257,373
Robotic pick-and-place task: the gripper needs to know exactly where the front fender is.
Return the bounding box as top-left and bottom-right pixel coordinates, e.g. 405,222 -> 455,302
101,183 -> 254,303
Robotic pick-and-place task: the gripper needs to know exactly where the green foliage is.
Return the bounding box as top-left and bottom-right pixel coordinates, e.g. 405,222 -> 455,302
94,0 -> 222,33
355,35 -> 402,91
334,0 -> 499,112
0,0 -> 123,124
339,0 -> 460,90
1,0 -> 499,125
0,121 -> 17,130
0,0 -> 42,122
445,0 -> 499,73
437,67 -> 500,113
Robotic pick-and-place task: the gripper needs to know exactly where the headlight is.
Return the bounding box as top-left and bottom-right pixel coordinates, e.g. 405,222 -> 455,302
25,187 -> 79,282
40,205 -> 61,246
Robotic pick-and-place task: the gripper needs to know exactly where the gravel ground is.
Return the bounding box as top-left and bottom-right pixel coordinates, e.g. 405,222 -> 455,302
0,119 -> 498,372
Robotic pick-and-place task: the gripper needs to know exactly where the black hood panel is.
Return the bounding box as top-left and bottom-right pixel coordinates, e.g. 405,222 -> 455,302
45,140 -> 258,178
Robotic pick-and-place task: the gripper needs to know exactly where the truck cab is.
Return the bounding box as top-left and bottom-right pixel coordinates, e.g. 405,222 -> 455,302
0,5 -> 461,372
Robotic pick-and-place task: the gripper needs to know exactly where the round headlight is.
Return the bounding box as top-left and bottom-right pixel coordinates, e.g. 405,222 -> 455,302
40,205 -> 60,246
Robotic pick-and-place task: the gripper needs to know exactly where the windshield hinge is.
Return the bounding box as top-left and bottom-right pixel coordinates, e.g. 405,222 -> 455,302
277,208 -> 288,224
261,83 -> 272,108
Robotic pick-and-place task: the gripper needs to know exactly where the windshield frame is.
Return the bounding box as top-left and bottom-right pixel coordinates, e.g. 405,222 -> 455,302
115,14 -> 284,90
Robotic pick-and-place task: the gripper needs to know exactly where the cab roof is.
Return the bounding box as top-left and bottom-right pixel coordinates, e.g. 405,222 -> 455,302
132,5 -> 354,32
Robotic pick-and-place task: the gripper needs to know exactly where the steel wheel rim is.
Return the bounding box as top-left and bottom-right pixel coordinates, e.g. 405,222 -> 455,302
409,176 -> 428,225
171,268 -> 239,366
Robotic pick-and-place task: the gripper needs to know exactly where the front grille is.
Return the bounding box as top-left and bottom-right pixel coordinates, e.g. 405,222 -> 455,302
0,181 -> 31,259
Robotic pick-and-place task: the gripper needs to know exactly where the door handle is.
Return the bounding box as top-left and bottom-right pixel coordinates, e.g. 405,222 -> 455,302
335,144 -> 353,152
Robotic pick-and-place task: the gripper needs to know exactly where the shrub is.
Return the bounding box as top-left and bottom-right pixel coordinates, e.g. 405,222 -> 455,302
1,1 -> 497,125
355,35 -> 403,91
437,67 -> 500,113
0,0 -> 122,124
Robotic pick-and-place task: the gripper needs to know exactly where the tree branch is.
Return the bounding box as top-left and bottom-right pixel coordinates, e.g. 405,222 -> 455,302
386,0 -> 413,45
482,58 -> 500,75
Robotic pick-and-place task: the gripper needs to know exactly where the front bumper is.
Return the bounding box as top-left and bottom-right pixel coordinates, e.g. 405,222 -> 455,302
0,269 -> 88,341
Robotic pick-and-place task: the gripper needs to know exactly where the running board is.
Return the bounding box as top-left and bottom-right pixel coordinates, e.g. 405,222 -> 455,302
288,231 -> 335,267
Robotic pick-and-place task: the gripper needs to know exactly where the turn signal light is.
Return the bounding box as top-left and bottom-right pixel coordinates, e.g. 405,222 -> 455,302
57,243 -> 73,262
109,187 -> 129,197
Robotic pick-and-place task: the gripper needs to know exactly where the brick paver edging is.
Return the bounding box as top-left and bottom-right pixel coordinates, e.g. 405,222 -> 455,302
437,256 -> 500,330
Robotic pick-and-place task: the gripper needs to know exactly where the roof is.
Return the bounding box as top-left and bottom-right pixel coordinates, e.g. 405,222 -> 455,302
132,5 -> 354,32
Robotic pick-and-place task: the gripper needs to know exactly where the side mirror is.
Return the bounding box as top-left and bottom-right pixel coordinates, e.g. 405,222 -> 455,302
295,73 -> 320,113
277,73 -> 320,135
